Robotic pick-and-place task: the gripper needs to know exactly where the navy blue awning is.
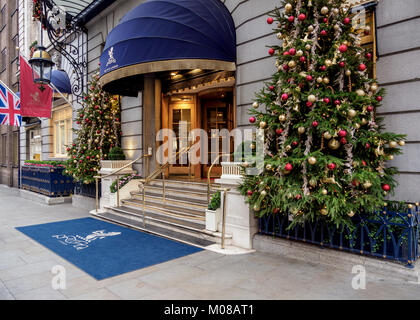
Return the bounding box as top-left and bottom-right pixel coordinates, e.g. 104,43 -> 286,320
51,70 -> 72,94
99,0 -> 236,94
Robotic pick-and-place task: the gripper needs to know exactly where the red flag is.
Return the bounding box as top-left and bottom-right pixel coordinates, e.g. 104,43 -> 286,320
20,56 -> 53,118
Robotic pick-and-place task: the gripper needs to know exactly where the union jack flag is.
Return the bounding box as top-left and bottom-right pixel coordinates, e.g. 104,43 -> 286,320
0,80 -> 21,127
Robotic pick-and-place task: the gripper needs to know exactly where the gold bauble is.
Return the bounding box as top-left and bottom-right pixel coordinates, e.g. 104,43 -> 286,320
348,211 -> 355,217
252,102 -> 259,108
285,3 -> 293,12
253,205 -> 260,212
387,155 -> 394,160
288,60 -> 296,68
296,50 -> 304,57
308,94 -> 317,103
398,141 -> 405,146
276,32 -> 282,39
305,44 -> 311,50
316,77 -> 323,83
266,164 -> 272,171
259,121 -> 267,129
361,118 -> 368,125
320,6 -> 329,14
389,141 -> 398,148
325,59 -> 332,67
279,114 -> 286,122
298,126 -> 306,134
363,181 -> 372,189
309,178 -> 317,187
321,189 -> 328,195
334,24 -> 340,31
323,132 -> 332,140
308,156 -> 317,165
348,109 -> 357,118
320,208 -> 328,216
345,70 -> 352,76
333,8 -> 339,15
323,77 -> 330,84
328,139 -> 340,150
356,89 -> 365,96
308,25 -> 314,33
408,204 -> 414,209
354,123 -> 361,129
285,145 -> 292,152
370,84 -> 378,92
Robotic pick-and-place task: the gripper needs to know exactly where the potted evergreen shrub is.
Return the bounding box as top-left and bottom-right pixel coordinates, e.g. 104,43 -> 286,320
206,191 -> 222,232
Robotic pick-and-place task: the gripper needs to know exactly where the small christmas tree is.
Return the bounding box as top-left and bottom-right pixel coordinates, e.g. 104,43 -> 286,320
65,73 -> 122,184
239,0 -> 406,228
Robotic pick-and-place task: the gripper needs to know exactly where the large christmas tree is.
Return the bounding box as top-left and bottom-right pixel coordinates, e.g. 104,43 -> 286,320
239,0 -> 406,228
65,73 -> 122,184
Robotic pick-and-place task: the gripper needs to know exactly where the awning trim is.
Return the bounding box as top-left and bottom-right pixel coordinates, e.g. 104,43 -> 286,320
100,59 -> 236,88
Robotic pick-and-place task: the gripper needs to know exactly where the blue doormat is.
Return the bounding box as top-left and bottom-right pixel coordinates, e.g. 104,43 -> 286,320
16,217 -> 203,280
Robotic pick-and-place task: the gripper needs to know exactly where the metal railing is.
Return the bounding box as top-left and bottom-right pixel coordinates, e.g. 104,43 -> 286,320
94,153 -> 152,213
207,153 -> 233,249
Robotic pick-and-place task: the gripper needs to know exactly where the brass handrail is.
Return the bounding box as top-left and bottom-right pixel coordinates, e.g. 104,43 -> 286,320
207,153 -> 232,204
94,153 -> 152,213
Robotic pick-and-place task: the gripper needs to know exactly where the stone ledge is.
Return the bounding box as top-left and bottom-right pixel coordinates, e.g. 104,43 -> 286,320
72,194 -> 96,211
19,189 -> 72,205
253,234 -> 420,282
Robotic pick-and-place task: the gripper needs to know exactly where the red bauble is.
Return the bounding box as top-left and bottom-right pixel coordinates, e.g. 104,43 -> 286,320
296,194 -> 302,200
327,163 -> 336,170
339,44 -> 348,53
306,75 -> 313,81
269,85 -> 275,91
382,184 -> 391,192
312,121 -> 318,127
292,141 -> 298,147
338,130 -> 347,138
367,105 -> 374,112
299,56 -> 306,62
323,18 -> 328,23
334,100 -> 341,105
339,61 -> 345,68
268,48 -> 275,56
249,116 -> 256,123
320,65 -> 326,71
323,98 -> 330,104
352,179 -> 360,186
267,17 -> 274,24
273,208 -> 280,214
340,138 -> 347,144
366,52 -> 372,60
366,143 -> 371,149
281,93 -> 289,100
362,160 -> 367,166
320,30 -> 327,36
306,101 -> 313,108
298,13 -> 306,21
247,190 -> 253,196
359,63 -> 367,71
283,64 -> 289,70
283,51 -> 290,56
276,128 -> 283,135
343,17 -> 351,25
284,163 -> 293,171
86,156 -> 90,160
376,96 -> 383,102
288,16 -> 295,22
289,48 -> 296,55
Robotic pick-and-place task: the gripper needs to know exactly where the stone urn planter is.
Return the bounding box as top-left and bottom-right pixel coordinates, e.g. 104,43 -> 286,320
206,191 -> 223,232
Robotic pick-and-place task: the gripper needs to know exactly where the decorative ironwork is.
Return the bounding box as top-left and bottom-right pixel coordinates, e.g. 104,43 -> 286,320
259,206 -> 420,267
35,0 -> 88,101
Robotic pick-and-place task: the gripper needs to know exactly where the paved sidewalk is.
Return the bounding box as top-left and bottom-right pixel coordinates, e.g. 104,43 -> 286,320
0,185 -> 419,300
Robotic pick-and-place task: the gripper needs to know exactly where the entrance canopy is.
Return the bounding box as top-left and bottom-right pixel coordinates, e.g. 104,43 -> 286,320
99,0 -> 236,95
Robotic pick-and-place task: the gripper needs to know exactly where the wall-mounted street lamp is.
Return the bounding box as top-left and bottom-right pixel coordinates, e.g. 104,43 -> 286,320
29,46 -> 54,91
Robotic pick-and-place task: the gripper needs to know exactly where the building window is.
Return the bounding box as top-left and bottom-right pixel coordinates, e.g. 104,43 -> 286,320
51,104 -> 72,158
1,134 -> 6,164
350,3 -> 377,78
1,48 -> 6,72
0,6 -> 6,30
12,35 -> 18,60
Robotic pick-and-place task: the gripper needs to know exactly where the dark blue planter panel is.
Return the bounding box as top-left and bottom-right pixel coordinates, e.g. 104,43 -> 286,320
21,166 -> 74,197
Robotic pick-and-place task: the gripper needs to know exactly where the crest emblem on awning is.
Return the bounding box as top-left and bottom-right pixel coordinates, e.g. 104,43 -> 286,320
106,47 -> 117,67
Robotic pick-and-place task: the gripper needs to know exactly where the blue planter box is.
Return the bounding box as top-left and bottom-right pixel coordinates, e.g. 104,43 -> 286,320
74,181 -> 101,199
259,208 -> 420,267
21,165 -> 74,197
